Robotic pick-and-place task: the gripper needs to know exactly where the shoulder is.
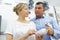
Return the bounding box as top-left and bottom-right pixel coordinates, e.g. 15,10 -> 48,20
29,21 -> 36,28
5,20 -> 17,35
45,16 -> 57,23
28,21 -> 36,30
45,15 -> 54,20
29,21 -> 35,24
30,17 -> 36,21
7,20 -> 18,28
7,20 -> 16,24
27,21 -> 36,26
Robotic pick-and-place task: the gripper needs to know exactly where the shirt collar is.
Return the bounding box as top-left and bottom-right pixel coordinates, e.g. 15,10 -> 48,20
36,15 -> 45,19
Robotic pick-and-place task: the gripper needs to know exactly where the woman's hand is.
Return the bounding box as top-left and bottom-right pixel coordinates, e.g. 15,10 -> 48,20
26,29 -> 36,36
14,29 -> 36,40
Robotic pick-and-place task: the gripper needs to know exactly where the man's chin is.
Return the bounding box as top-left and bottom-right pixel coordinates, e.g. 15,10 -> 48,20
36,15 -> 43,18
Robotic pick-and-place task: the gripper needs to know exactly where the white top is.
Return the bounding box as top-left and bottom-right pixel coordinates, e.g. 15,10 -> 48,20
5,20 -> 36,40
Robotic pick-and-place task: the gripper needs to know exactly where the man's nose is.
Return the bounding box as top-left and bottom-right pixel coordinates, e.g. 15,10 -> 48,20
36,9 -> 39,11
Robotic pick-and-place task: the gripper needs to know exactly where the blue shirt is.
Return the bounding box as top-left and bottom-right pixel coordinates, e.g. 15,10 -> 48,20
31,15 -> 60,40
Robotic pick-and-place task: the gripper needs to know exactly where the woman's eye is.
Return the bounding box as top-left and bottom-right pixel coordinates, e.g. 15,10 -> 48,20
25,8 -> 28,10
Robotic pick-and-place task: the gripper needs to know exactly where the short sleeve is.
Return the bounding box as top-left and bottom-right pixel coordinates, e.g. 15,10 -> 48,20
5,22 -> 14,35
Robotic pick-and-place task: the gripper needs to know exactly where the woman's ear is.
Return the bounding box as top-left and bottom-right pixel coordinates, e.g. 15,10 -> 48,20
17,9 -> 23,15
17,9 -> 20,15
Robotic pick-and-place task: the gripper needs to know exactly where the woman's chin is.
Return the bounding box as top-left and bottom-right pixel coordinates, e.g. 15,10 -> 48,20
25,15 -> 28,17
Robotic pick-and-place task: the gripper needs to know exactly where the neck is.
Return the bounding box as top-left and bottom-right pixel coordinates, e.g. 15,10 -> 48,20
36,15 -> 44,19
36,16 -> 42,18
17,16 -> 26,22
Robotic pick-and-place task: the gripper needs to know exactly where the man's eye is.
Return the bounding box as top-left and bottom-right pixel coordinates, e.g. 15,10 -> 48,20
38,7 -> 41,9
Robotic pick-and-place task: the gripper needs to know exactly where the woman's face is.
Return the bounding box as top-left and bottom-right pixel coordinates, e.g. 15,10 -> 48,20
18,6 -> 29,17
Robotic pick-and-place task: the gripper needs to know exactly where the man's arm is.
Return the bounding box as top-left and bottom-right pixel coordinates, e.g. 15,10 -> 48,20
49,18 -> 60,39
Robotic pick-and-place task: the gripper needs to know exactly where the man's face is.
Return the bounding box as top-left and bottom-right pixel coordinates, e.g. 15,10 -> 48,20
35,4 -> 45,18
